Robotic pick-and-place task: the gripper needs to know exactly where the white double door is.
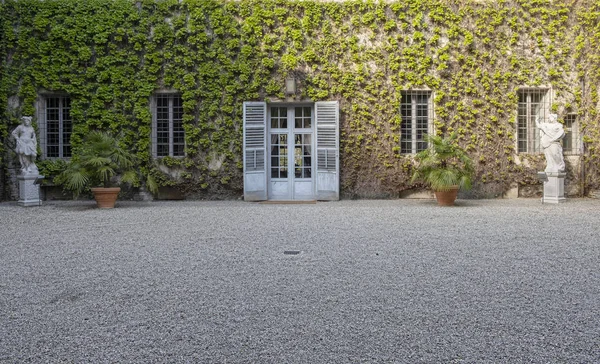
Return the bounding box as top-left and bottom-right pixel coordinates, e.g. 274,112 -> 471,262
268,105 -> 314,200
243,101 -> 338,201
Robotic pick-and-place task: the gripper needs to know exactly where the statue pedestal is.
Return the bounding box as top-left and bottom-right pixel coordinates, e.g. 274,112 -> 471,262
540,172 -> 566,204
17,174 -> 43,207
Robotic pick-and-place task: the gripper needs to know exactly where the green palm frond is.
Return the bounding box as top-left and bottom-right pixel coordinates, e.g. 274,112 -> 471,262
84,156 -> 113,168
145,174 -> 159,195
58,130 -> 152,194
96,165 -> 116,187
62,169 -> 90,197
411,132 -> 474,191
121,170 -> 138,185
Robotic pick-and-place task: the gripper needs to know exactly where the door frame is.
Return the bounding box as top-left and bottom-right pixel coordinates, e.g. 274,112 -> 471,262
243,100 -> 339,201
267,103 -> 315,200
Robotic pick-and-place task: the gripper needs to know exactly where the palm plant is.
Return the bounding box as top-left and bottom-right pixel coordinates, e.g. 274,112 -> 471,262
410,132 -> 474,191
58,131 -> 154,197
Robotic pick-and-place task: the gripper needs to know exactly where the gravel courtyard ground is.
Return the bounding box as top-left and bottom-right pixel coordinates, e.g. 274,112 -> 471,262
0,198 -> 599,363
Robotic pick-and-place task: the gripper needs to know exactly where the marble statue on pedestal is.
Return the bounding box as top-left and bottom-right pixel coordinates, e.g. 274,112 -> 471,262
535,113 -> 565,173
11,116 -> 39,175
12,116 -> 43,206
535,114 -> 566,203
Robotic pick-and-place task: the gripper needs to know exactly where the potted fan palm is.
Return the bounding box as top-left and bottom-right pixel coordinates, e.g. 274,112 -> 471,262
58,131 -> 151,208
410,132 -> 474,206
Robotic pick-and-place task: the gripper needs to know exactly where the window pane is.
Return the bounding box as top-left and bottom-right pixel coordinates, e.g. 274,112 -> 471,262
47,97 -> 58,108
156,145 -> 166,157
271,135 -> 279,178
47,145 -> 59,158
270,133 -> 288,179
62,97 -> 72,158
173,144 -> 184,157
294,107 -> 312,128
563,114 -> 578,154
271,107 -> 287,129
293,133 -> 311,179
47,133 -> 59,144
172,96 -> 184,156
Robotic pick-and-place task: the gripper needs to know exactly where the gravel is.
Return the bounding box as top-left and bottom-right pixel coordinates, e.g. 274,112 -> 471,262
0,198 -> 599,363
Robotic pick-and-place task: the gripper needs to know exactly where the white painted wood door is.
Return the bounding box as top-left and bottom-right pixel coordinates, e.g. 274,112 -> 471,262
243,102 -> 267,201
315,101 -> 339,200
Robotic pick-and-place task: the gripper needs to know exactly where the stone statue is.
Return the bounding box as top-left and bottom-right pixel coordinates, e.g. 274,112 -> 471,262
11,116 -> 39,175
535,113 -> 565,173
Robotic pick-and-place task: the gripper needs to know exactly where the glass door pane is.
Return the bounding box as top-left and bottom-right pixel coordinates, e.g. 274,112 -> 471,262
270,133 -> 288,179
270,107 -> 288,129
294,133 -> 311,179
294,107 -> 312,128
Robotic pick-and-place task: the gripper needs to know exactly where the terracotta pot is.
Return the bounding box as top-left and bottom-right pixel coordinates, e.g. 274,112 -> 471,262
434,186 -> 459,206
91,187 -> 121,208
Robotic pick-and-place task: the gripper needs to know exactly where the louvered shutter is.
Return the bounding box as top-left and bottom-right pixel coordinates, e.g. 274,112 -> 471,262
315,101 -> 339,200
243,102 -> 267,201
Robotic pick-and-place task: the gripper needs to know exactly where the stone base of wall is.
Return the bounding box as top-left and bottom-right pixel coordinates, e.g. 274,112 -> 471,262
41,185 -> 73,200
157,186 -> 185,200
518,184 -> 543,198
0,167 -> 4,201
7,167 -> 19,201
400,189 -> 434,199
133,187 -> 154,201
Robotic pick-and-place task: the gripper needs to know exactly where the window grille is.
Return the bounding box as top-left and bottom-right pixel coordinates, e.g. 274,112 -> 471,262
270,133 -> 288,179
153,94 -> 184,157
400,90 -> 432,154
294,133 -> 312,178
270,107 -> 288,129
294,107 -> 312,129
42,96 -> 72,158
517,89 -> 550,153
563,114 -> 580,155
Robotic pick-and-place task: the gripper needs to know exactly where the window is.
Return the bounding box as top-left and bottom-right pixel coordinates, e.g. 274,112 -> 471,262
563,114 -> 580,155
517,89 -> 550,153
400,90 -> 432,154
39,95 -> 72,158
152,94 -> 184,157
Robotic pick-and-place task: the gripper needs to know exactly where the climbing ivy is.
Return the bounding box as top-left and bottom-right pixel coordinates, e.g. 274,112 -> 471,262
1,0 -> 599,199
0,3 -> 9,199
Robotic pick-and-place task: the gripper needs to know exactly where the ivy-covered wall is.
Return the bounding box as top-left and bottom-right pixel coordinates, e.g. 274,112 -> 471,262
1,0 -> 600,200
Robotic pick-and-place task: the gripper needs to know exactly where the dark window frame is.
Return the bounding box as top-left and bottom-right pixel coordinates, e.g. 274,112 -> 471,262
400,90 -> 432,155
38,95 -> 72,159
152,93 -> 185,158
517,88 -> 551,154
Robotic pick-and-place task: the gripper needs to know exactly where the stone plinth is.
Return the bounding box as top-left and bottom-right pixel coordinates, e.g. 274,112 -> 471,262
18,174 -> 43,207
541,172 -> 566,204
